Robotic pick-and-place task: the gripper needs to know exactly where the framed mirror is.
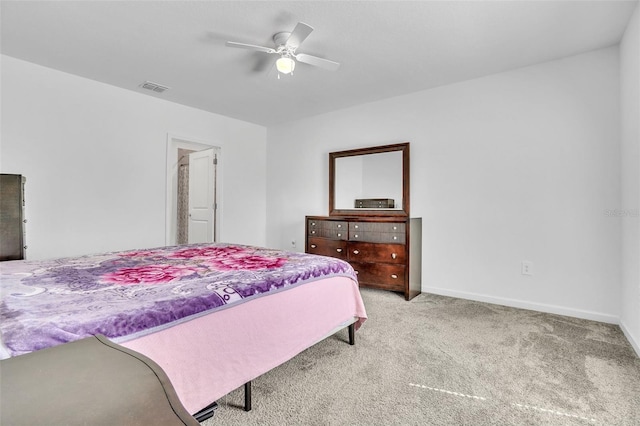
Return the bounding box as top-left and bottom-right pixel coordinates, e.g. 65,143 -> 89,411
329,142 -> 409,217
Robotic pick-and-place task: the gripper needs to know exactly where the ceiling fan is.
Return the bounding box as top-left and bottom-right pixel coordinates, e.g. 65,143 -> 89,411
225,22 -> 340,76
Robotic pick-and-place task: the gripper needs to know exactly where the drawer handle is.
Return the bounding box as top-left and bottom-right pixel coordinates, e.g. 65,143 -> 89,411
354,225 -> 359,229
393,226 -> 397,230
337,224 -> 342,228
336,248 -> 343,253
311,230 -> 316,234
311,222 -> 316,226
354,234 -> 359,238
353,250 -> 360,255
337,233 -> 342,237
391,253 -> 397,259
393,236 -> 397,240
310,244 -> 317,249
391,274 -> 398,279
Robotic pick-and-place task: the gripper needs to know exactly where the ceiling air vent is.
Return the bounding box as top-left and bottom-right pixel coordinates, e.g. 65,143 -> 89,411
140,81 -> 170,93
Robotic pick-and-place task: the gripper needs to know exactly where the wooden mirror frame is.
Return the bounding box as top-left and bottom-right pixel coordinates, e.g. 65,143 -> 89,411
329,142 -> 410,217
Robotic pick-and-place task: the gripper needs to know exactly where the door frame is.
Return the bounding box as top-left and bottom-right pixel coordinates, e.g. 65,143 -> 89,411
166,134 -> 222,246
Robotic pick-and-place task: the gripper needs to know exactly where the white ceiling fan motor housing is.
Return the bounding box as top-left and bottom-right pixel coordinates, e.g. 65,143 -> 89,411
273,32 -> 292,48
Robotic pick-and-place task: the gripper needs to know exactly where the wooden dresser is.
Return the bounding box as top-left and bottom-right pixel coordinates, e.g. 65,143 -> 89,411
0,174 -> 26,261
305,215 -> 421,300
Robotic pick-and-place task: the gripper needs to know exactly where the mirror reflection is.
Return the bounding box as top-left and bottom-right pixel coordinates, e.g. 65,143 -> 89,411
334,151 -> 403,210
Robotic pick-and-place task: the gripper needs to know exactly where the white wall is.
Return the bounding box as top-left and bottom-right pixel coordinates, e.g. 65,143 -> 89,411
1,55 -> 267,260
620,5 -> 640,355
267,47 -> 622,323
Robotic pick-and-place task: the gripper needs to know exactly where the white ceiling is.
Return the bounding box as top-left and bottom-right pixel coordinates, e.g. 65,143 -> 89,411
1,1 -> 637,126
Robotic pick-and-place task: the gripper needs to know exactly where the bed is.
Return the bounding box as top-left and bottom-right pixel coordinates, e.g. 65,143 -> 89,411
0,242 -> 367,417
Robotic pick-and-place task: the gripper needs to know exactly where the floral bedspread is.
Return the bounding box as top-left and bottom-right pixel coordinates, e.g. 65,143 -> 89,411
0,243 -> 357,357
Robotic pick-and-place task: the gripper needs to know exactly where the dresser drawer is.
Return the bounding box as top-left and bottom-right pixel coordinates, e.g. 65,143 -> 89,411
350,262 -> 405,291
350,222 -> 405,233
349,232 -> 404,243
307,219 -> 348,240
306,237 -> 347,260
347,242 -> 405,264
349,222 -> 405,243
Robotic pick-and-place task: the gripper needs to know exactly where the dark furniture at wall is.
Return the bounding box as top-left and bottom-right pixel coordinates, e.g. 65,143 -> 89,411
0,173 -> 26,261
306,215 -> 421,300
307,142 -> 422,300
0,335 -> 199,426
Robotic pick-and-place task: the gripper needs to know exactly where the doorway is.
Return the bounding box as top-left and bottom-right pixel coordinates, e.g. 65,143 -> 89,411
166,135 -> 222,246
176,148 -> 194,244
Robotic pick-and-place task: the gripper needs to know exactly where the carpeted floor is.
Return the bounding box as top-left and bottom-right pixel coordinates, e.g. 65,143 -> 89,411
203,289 -> 640,425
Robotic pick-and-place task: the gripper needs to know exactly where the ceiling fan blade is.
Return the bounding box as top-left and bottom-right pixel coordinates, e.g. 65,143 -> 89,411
286,22 -> 313,48
296,53 -> 340,71
225,41 -> 276,54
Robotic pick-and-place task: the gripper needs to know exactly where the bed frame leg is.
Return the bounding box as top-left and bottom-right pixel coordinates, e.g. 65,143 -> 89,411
348,323 -> 355,345
244,381 -> 252,412
193,401 -> 218,422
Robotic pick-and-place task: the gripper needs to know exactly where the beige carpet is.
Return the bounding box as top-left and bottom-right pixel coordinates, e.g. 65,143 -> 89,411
203,289 -> 640,425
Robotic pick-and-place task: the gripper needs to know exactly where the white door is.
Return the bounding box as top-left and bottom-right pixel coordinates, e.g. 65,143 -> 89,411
188,148 -> 216,243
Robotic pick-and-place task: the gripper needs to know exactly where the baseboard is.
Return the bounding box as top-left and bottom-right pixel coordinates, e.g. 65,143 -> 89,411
619,320 -> 640,358
423,286 -> 620,324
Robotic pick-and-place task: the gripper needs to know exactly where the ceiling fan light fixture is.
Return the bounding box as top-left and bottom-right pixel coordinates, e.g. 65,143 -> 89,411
226,22 -> 340,76
276,56 -> 295,74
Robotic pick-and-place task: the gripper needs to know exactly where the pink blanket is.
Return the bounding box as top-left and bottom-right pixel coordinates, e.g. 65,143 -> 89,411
122,276 -> 367,414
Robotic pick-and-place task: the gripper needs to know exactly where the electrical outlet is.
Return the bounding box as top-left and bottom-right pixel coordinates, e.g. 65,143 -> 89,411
522,261 -> 533,276
291,239 -> 296,248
